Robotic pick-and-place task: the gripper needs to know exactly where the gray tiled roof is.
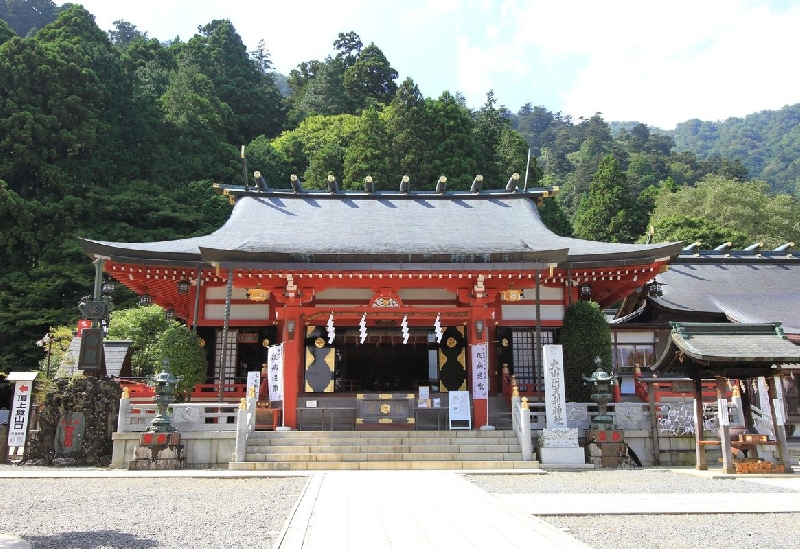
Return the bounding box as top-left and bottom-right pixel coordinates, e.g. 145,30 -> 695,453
103,340 -> 132,377
652,259 -> 800,333
62,338 -> 132,377
80,193 -> 681,268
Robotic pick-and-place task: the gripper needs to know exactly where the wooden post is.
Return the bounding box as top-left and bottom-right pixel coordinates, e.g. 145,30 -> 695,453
649,381 -> 660,466
694,376 -> 707,470
716,376 -> 736,474
767,376 -> 793,474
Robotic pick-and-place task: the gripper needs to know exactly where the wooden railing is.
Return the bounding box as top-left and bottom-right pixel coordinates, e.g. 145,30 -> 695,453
117,379 -> 248,403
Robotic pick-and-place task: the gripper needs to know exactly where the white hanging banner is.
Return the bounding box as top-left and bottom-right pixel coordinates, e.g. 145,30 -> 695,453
7,373 -> 37,448
267,343 -> 284,403
470,343 -> 489,399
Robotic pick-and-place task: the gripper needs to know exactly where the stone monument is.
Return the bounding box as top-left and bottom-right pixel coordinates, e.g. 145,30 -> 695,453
537,344 -> 586,465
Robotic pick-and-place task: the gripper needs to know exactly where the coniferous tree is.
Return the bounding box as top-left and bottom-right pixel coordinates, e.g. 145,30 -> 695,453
343,105 -> 393,188
573,155 -> 638,243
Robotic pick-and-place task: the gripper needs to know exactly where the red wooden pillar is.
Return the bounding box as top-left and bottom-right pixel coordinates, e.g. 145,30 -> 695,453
472,307 -> 489,428
281,307 -> 301,428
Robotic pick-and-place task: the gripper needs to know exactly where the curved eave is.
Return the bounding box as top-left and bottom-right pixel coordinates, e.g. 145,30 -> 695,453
198,247 -> 569,269
565,241 -> 684,268
79,238 -> 204,266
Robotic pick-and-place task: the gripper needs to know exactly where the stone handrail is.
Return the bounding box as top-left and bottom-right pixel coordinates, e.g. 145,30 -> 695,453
117,399 -> 241,433
511,395 -> 533,461
522,401 -> 654,432
234,397 -> 257,462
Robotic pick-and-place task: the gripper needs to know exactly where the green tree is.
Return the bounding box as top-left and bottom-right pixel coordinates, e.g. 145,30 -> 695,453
158,63 -> 239,182
107,305 -> 172,378
556,114 -> 615,215
648,215 -> 748,249
108,19 -> 146,49
422,91 -> 479,189
179,19 -> 285,142
35,325 -> 75,379
0,0 -> 59,37
246,136 -> 291,188
573,155 -> 638,242
343,42 -> 398,110
649,175 -> 800,248
0,6 -> 121,199
538,195 -> 573,237
343,105 -> 392,188
472,90 -> 506,184
0,18 -> 14,44
383,78 -> 429,182
157,324 -> 207,397
561,300 -> 612,403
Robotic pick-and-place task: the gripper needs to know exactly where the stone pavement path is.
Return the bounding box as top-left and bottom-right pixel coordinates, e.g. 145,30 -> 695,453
275,470 -> 590,549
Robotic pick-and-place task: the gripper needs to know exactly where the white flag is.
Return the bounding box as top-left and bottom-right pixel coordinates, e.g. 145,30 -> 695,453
359,313 -> 367,344
326,312 -> 335,344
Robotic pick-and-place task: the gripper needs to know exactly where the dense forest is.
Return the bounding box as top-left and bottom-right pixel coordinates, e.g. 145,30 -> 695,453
1,1 -> 798,373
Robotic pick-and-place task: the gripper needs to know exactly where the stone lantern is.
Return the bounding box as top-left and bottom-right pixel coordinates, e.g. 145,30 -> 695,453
147,358 -> 181,433
583,356 -> 615,430
129,358 -> 185,470
583,356 -> 626,467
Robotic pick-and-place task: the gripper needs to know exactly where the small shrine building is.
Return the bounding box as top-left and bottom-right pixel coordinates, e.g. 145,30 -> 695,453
80,178 -> 682,428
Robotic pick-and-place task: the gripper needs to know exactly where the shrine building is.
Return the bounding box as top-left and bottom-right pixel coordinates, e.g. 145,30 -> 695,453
79,176 -> 683,429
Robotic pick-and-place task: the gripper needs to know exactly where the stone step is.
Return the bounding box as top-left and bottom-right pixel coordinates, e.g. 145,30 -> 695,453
244,451 -> 522,462
247,443 -> 522,454
237,429 -> 528,470
230,460 -> 540,471
248,429 -> 519,439
247,436 -> 520,447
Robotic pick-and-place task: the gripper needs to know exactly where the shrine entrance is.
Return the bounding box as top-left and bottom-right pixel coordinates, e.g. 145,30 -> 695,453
336,332 -> 433,392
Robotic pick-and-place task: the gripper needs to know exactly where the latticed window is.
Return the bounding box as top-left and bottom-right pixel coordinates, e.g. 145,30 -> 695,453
512,329 -> 555,392
215,329 -> 238,389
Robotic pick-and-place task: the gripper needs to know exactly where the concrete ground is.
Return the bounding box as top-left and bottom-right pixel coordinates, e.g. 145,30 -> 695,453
2,465 -> 799,549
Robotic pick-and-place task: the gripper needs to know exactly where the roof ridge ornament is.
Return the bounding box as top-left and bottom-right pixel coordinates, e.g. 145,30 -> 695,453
290,174 -> 302,193
505,173 -> 520,192
470,175 -> 483,193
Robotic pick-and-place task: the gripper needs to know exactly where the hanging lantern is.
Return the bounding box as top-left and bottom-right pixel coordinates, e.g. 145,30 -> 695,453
245,288 -> 271,302
500,283 -> 523,302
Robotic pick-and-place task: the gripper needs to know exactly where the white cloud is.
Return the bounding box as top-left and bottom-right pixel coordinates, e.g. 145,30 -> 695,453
63,0 -> 800,126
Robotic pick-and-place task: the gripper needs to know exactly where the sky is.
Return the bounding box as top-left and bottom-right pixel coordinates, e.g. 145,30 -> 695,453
64,0 -> 800,129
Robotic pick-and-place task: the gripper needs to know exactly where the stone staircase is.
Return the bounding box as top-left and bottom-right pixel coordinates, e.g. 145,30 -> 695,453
229,429 -> 540,471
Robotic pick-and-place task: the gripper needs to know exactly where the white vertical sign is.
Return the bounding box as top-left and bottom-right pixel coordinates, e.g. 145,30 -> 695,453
470,343 -> 489,399
543,344 -> 566,428
718,398 -> 730,426
246,371 -> 260,400
7,381 -> 33,448
267,343 -> 284,403
757,377 -> 772,416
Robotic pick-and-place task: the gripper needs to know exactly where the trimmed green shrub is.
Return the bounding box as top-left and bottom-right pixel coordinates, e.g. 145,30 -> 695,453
561,300 -> 612,402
